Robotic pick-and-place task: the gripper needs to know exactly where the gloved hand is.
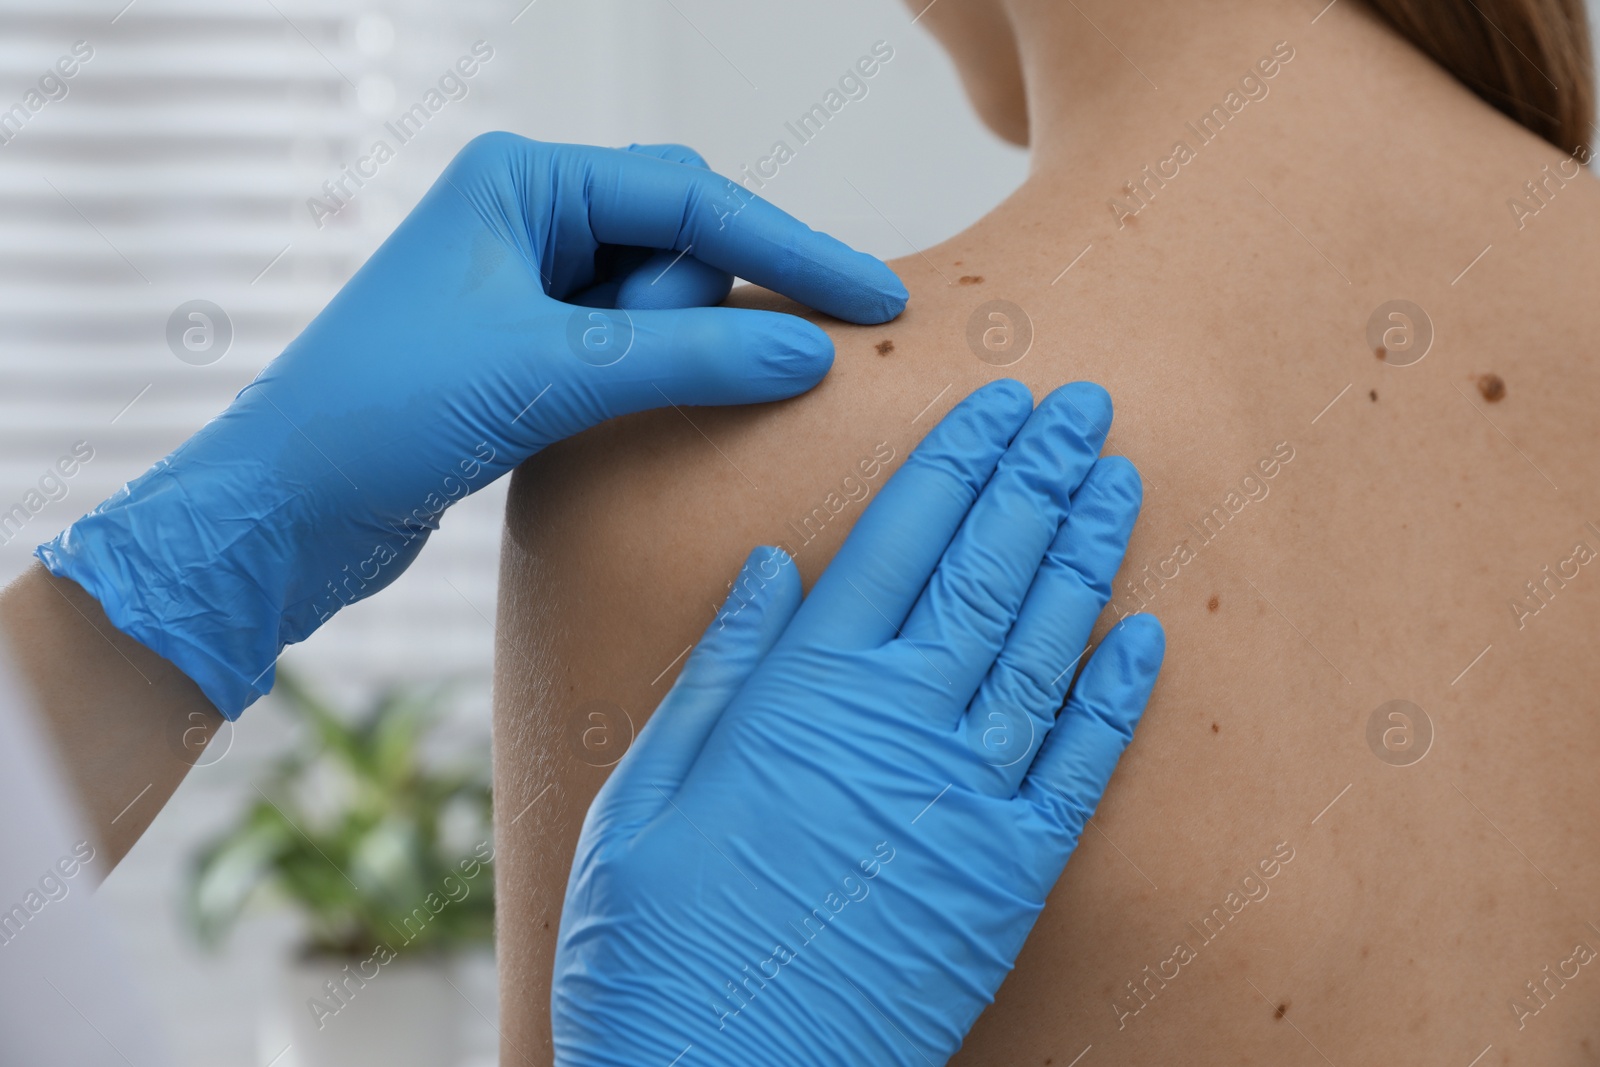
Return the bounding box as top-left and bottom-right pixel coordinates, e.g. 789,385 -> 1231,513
37,134 -> 907,717
554,379 -> 1165,1066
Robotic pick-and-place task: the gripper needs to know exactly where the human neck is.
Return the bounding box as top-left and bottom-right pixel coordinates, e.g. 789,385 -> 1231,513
1006,0 -> 1437,176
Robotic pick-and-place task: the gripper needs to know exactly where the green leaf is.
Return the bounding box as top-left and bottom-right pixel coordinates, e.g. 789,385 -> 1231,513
183,670 -> 494,956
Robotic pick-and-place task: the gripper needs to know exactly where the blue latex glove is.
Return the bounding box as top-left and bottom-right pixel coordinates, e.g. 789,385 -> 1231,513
36,134 -> 906,717
553,379 -> 1166,1066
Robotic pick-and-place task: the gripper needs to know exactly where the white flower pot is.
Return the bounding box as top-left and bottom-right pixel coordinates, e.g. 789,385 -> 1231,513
261,952 -> 465,1067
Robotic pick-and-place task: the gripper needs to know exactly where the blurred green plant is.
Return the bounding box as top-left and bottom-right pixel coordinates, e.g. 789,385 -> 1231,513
185,670 -> 494,958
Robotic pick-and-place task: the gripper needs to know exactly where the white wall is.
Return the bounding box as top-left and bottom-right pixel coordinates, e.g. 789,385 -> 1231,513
0,2 -> 1024,1064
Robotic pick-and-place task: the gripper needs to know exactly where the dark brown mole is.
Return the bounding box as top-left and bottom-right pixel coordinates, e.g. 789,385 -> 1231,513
1274,1002 -> 1290,1020
1477,372 -> 1506,402
875,339 -> 895,356
958,275 -> 983,285
1369,389 -> 1377,401
1375,345 -> 1387,360
1207,595 -> 1219,612
1211,722 -> 1220,734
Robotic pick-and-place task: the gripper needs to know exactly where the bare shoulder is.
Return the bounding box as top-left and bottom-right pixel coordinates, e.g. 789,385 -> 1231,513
496,149 -> 1600,1062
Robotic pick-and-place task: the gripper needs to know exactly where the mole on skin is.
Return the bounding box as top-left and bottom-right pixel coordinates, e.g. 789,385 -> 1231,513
958,275 -> 983,285
1375,345 -> 1386,360
1207,595 -> 1219,612
1369,389 -> 1377,401
875,339 -> 895,356
1211,722 -> 1220,734
1477,373 -> 1506,402
1274,1002 -> 1289,1020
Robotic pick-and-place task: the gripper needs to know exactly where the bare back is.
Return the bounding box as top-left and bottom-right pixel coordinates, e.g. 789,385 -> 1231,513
493,23 -> 1600,1062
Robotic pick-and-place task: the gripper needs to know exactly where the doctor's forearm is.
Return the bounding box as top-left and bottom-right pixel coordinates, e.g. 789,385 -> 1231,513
0,564 -> 217,870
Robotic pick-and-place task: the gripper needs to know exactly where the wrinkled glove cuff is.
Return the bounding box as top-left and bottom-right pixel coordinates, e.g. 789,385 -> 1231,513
35,467 -> 290,720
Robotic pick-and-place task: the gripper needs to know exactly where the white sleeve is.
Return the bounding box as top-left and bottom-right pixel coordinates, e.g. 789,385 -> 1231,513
0,650 -> 172,1067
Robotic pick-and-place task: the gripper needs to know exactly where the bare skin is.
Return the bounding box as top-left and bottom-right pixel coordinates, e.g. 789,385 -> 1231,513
0,566 -> 220,867
495,0 -> 1600,1063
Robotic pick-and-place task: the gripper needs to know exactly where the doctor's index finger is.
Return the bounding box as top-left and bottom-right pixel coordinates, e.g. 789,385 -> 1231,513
575,143 -> 909,325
